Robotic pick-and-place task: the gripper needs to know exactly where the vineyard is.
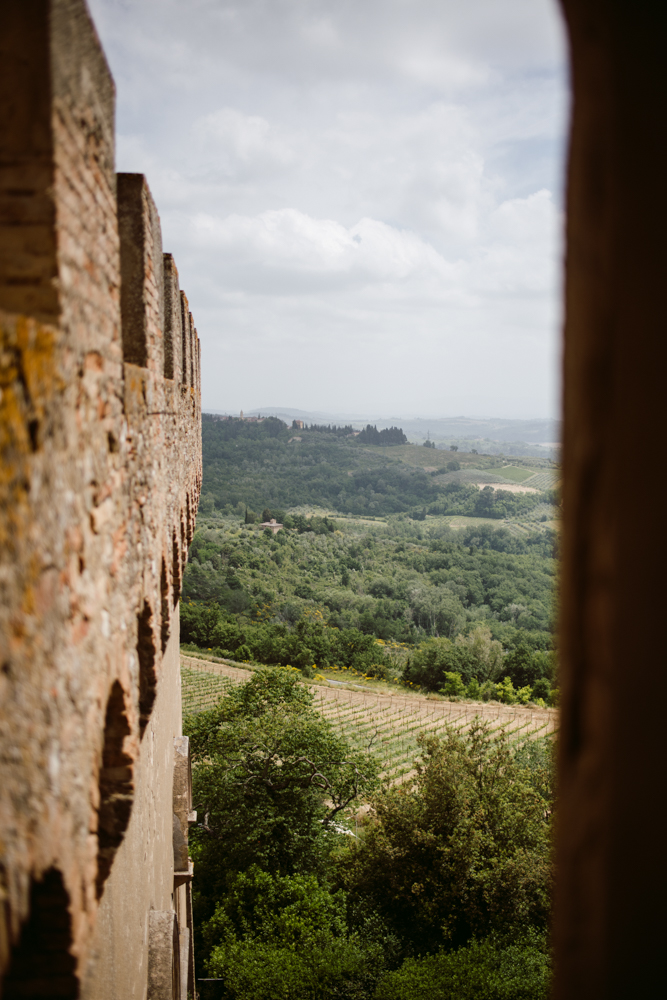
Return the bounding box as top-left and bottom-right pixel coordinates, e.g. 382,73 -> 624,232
523,469 -> 559,491
182,655 -> 557,783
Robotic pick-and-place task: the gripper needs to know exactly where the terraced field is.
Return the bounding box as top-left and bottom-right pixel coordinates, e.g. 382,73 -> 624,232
181,655 -> 557,783
523,469 -> 559,491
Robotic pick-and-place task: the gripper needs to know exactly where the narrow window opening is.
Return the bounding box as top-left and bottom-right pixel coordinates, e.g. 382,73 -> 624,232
2,868 -> 79,999
160,558 -> 170,654
185,493 -> 193,547
96,682 -> 134,899
137,600 -> 157,737
172,529 -> 181,609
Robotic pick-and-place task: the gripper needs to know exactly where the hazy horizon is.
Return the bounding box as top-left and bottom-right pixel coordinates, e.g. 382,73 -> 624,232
89,0 -> 567,420
202,408 -> 560,451
205,405 -> 560,424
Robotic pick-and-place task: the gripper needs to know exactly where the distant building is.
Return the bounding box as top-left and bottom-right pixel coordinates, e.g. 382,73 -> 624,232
260,518 -> 283,534
292,419 -> 304,429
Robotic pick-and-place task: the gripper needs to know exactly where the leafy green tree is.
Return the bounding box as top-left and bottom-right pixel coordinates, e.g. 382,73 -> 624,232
503,644 -> 554,690
408,587 -> 466,638
340,722 -> 553,956
455,625 -> 503,678
404,626 -> 503,690
181,517 -> 556,670
202,867 -> 384,1000
181,601 -> 227,647
200,492 -> 216,514
357,425 -> 408,446
531,678 -> 551,702
466,678 -> 481,700
495,676 -> 517,704
185,669 -> 380,972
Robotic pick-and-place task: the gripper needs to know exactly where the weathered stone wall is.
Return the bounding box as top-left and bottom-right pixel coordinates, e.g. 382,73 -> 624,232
79,623 -> 188,1000
0,1 -> 201,996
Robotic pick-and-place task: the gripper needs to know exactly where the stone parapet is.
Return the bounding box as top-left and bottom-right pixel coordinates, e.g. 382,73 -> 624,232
0,2 -> 201,996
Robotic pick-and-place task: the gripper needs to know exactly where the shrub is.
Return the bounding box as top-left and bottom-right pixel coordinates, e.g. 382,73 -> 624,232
204,868 -> 384,1000
466,678 -> 481,700
503,645 -> 554,690
495,677 -> 517,705
531,678 -> 551,703
480,680 -> 497,702
374,934 -> 550,1000
235,644 -> 252,661
340,723 -> 553,956
439,672 -> 465,699
404,626 -> 502,692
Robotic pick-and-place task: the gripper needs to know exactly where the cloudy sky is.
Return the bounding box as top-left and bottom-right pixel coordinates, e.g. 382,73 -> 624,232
88,0 -> 568,419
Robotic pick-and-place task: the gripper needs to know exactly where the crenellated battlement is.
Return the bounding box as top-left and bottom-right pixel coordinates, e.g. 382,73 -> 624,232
0,2 -> 201,996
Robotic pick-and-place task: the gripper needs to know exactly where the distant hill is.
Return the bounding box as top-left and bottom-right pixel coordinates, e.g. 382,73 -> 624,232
206,407 -> 559,453
199,413 -> 558,520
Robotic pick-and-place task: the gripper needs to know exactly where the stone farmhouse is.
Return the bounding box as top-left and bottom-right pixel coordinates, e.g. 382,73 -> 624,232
1,1 -> 201,997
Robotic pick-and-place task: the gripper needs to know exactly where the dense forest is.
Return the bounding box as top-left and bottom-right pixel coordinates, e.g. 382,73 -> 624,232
199,415 -> 558,519
183,415 -> 559,997
182,512 -> 557,703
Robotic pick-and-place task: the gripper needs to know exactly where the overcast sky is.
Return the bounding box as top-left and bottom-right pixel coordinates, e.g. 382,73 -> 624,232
88,0 -> 568,419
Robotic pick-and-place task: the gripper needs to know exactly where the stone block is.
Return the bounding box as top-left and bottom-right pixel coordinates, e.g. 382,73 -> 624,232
163,254 -> 183,382
147,910 -> 179,1000
117,173 -> 164,372
172,736 -> 192,874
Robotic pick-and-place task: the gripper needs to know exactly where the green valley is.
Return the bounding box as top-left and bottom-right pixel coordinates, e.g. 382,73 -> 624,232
183,414 -> 558,1000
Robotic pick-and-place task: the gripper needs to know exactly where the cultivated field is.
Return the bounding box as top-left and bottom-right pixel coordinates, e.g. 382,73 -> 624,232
182,654 -> 557,784
523,469 -> 559,491
485,466 -> 536,483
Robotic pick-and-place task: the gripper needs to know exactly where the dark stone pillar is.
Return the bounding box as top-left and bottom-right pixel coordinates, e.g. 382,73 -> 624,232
555,1 -> 667,995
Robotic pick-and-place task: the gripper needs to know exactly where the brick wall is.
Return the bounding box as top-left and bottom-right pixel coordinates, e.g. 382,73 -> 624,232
0,2 -> 201,996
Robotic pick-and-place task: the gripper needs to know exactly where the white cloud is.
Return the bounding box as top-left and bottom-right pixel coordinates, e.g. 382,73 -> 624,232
192,109 -> 295,178
190,210 -> 450,282
88,0 -> 567,418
